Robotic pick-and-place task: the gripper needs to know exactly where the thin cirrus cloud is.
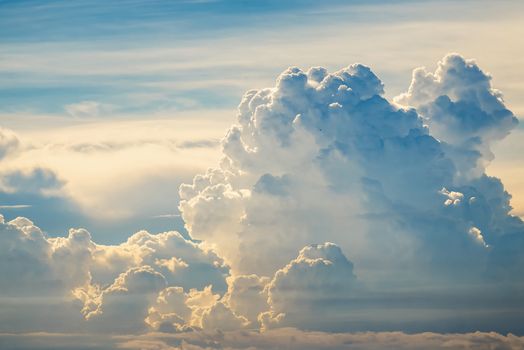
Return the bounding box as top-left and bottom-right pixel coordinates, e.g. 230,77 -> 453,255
0,54 -> 523,350
1,0 -> 524,118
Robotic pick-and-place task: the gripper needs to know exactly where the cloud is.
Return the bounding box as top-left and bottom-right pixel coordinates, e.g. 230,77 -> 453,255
222,274 -> 270,326
396,54 -> 518,179
200,301 -> 249,332
2,329 -> 524,350
0,168 -> 64,195
261,243 -> 357,331
118,328 -> 524,350
0,214 -> 230,333
179,53 -> 522,285
84,265 -> 168,333
0,119 -> 224,246
0,164 -> 94,236
177,53 -> 524,332
0,115 -> 229,237
0,53 -> 524,346
0,204 -> 31,209
145,285 -> 216,332
0,127 -> 20,160
64,101 -> 103,118
177,139 -> 220,149
0,126 -> 99,234
0,215 -> 93,297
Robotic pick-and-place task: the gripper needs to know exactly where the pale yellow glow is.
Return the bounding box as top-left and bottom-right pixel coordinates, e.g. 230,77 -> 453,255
488,128 -> 524,218
1,110 -> 235,219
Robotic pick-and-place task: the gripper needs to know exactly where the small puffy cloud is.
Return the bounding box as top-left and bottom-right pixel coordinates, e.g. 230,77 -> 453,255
146,285 -> 220,332
119,230 -> 230,293
0,215 -> 93,332
146,286 -> 193,332
85,266 -> 167,332
261,243 -> 357,330
440,187 -> 464,206
0,215 -> 92,296
468,226 -> 488,247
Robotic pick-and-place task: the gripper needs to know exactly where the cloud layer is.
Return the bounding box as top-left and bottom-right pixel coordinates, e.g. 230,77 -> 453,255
0,54 -> 523,348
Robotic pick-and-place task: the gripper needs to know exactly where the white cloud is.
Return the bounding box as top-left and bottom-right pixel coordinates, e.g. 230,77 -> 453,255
0,215 -> 92,296
0,214 -> 231,333
200,301 -> 249,332
84,265 -> 167,332
1,53 -> 524,345
64,101 -> 103,118
179,54 -> 522,289
223,274 -> 270,326
261,243 -> 357,330
396,54 -> 518,180
2,328 -> 524,350
117,328 -> 524,350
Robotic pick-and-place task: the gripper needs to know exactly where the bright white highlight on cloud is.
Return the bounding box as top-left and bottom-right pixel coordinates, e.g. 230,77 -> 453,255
0,54 -> 523,348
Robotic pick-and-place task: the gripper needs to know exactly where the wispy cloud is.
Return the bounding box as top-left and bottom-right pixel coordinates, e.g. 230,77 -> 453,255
0,204 -> 31,209
64,101 -> 103,118
151,214 -> 181,219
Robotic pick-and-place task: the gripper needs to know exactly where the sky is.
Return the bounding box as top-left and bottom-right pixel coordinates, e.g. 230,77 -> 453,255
1,0 -> 524,349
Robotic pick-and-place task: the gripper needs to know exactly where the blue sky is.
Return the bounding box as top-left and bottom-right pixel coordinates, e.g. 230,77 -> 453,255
1,1 -> 524,348
2,0 -> 522,118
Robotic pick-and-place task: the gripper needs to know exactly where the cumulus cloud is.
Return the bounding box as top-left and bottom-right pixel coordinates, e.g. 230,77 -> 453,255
200,301 -> 249,331
0,214 -> 231,334
222,274 -> 270,326
0,53 -> 524,346
84,265 -> 167,332
179,53 -> 523,289
0,215 -> 92,297
396,54 -> 518,179
145,284 -> 225,332
261,243 -> 357,330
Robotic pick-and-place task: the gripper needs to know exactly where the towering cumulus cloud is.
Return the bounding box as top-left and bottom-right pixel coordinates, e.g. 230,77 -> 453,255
0,54 -> 523,349
179,53 -> 524,332
180,53 -> 522,282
